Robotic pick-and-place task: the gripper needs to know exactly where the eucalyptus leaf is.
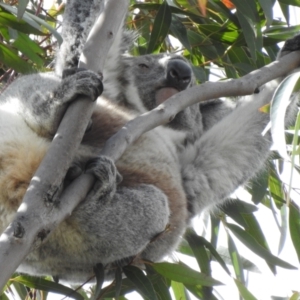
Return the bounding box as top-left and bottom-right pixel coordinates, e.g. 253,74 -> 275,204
123,266 -> 158,300
147,1 -> 172,53
234,279 -> 258,300
153,262 -> 223,286
226,223 -> 297,269
271,72 -> 300,159
17,0 -> 30,19
289,201 -> 300,263
12,276 -> 84,300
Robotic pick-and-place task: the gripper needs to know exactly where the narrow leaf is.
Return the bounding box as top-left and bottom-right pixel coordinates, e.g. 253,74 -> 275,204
123,266 -> 158,300
170,15 -> 191,51
0,3 -> 62,44
271,72 -> 300,159
234,279 -> 258,300
258,0 -> 273,27
226,223 -> 297,269
12,276 -> 84,300
147,1 -> 172,53
115,267 -> 123,299
0,43 -> 33,73
153,262 -> 223,286
289,201 -> 300,263
146,265 -> 172,300
17,0 -> 29,19
92,263 -> 105,300
227,232 -> 245,284
171,281 -> 187,300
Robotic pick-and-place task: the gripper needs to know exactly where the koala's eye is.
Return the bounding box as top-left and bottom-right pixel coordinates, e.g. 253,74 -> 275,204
138,63 -> 149,70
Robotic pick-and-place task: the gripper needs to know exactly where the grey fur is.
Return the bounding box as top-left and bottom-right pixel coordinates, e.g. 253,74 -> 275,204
0,0 -> 299,284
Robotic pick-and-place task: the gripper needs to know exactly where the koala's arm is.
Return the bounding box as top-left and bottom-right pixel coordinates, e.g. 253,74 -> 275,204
1,70 -> 102,137
199,99 -> 236,131
182,36 -> 300,217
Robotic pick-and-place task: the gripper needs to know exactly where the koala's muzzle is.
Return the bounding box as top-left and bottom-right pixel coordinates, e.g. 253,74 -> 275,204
166,59 -> 192,91
155,59 -> 192,106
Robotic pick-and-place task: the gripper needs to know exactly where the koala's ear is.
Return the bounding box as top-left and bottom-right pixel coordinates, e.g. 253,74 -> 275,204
119,30 -> 137,54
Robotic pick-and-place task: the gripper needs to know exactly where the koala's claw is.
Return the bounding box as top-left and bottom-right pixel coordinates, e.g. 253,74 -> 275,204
85,156 -> 122,201
62,68 -> 103,101
66,163 -> 83,181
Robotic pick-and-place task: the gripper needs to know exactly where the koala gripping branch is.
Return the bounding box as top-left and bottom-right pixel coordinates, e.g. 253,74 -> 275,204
0,0 -> 129,289
0,2 -> 300,289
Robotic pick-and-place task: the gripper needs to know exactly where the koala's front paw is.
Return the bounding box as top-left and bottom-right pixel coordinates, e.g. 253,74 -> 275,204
85,156 -> 122,201
62,68 -> 103,102
280,34 -> 300,58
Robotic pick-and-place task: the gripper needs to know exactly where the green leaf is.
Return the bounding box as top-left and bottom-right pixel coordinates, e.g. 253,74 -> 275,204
290,291 -> 300,300
271,72 -> 300,159
146,265 -> 172,300
250,170 -> 268,204
186,231 -> 231,275
258,0 -> 273,27
220,199 -> 258,228
185,231 -> 211,275
12,276 -> 84,300
185,231 -> 213,299
242,212 -> 276,274
92,263 -> 105,300
226,223 -> 297,269
99,278 -> 135,298
278,0 -> 300,6
236,11 -> 257,60
17,0 -> 30,19
278,205 -> 288,255
147,1 -> 172,53
152,262 -> 223,287
279,2 -> 290,24
227,232 -> 245,284
289,201 -> 300,263
0,43 -> 34,73
0,11 -> 42,35
123,266 -> 158,300
11,281 -> 28,299
268,168 -> 286,208
115,267 -> 123,299
171,281 -> 187,300
0,3 -> 62,45
210,213 -> 220,250
234,279 -> 258,300
12,32 -> 44,66
170,15 -> 191,51
230,0 -> 259,23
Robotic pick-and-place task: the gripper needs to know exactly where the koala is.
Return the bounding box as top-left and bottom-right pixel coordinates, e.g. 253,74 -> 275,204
0,0 -> 298,284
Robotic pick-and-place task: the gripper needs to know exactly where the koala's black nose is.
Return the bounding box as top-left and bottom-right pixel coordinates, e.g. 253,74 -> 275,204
166,59 -> 192,91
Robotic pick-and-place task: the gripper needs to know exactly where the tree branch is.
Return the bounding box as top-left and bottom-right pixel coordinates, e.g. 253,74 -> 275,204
0,0 -> 129,289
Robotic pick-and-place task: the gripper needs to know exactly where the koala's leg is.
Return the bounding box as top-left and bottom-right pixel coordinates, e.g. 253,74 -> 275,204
71,156 -> 170,262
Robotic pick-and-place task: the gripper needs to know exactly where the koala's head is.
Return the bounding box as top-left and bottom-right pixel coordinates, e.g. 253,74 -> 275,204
111,53 -> 202,132
125,53 -> 194,109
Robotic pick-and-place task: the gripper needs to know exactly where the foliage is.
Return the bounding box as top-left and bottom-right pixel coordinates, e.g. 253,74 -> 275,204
0,0 -> 300,299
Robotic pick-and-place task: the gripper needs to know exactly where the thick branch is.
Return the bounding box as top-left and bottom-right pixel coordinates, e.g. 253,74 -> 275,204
0,0 -> 129,289
102,50 -> 300,160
